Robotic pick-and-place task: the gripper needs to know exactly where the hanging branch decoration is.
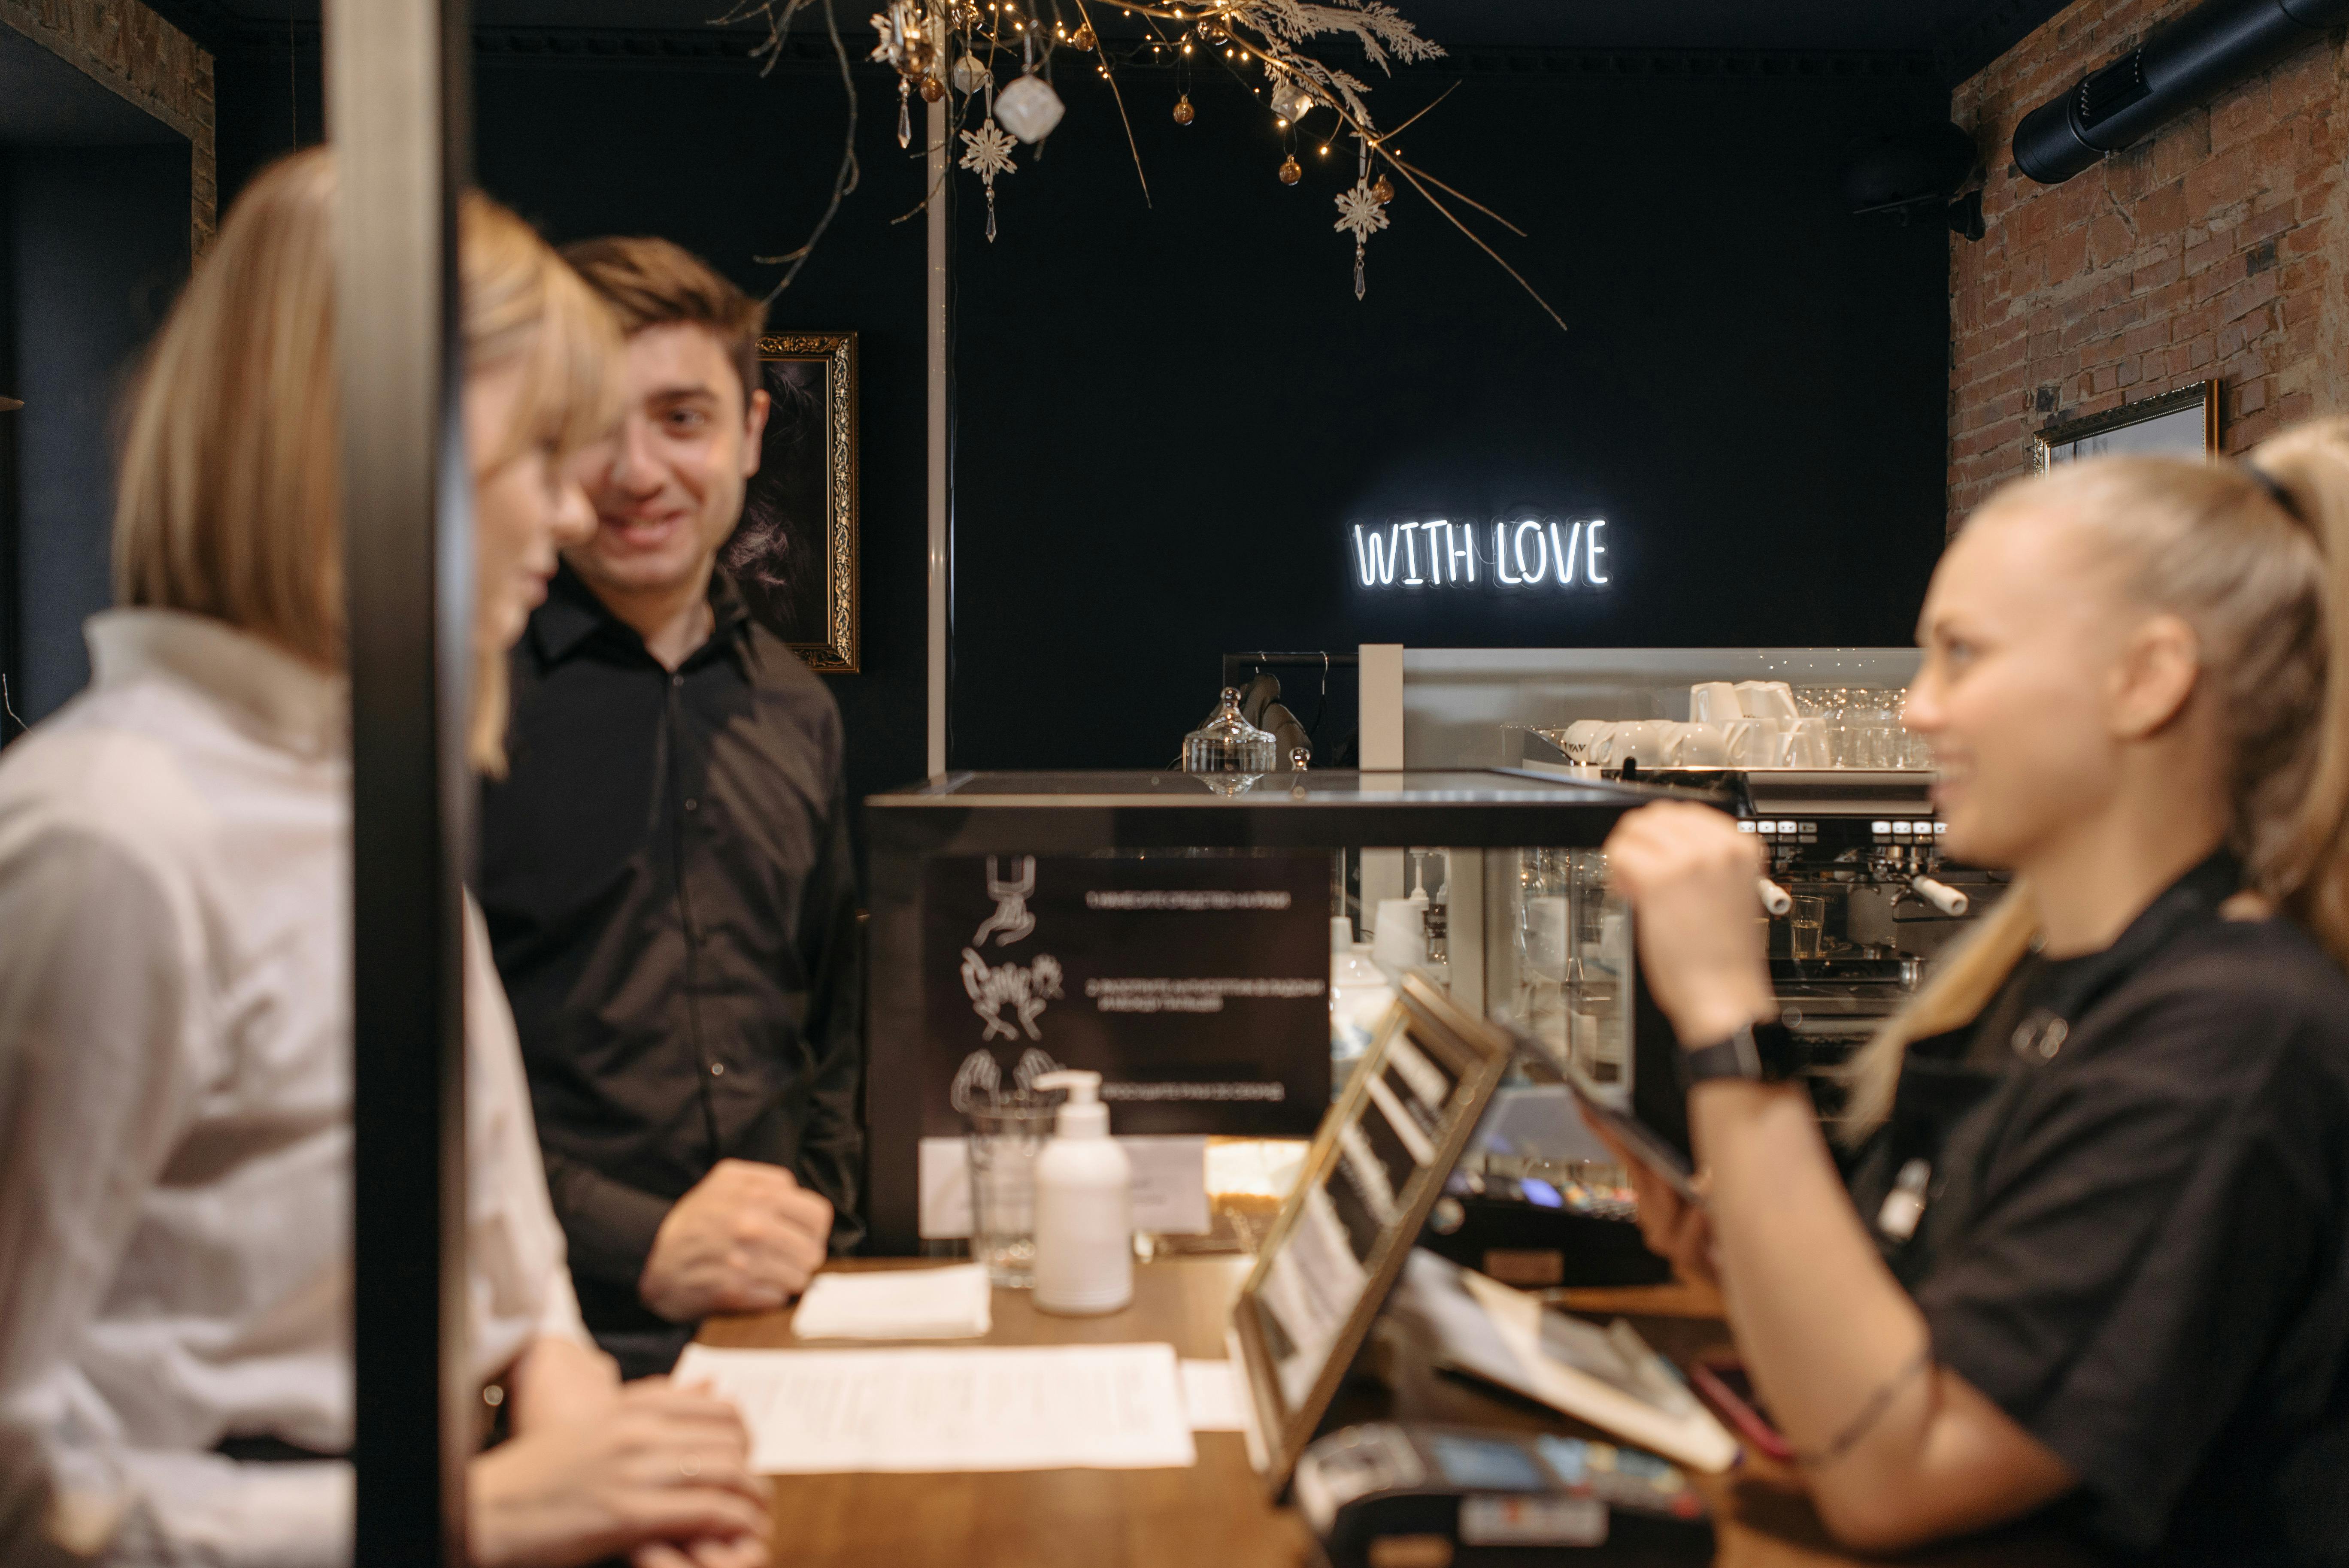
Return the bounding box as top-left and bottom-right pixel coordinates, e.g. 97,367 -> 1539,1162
714,0 -> 864,305
722,0 -> 1566,329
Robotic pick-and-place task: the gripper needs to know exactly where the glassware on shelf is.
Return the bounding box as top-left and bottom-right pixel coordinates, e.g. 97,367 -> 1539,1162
1182,687 -> 1278,793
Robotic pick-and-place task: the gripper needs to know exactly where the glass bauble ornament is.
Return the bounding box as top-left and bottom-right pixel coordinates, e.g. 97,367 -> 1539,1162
994,72 -> 1067,143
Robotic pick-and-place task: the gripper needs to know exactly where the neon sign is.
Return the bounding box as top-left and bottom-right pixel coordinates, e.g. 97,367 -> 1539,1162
1349,518 -> 1610,590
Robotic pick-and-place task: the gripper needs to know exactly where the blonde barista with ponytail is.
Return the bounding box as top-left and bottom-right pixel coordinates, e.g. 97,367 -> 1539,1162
1601,421 -> 2349,1565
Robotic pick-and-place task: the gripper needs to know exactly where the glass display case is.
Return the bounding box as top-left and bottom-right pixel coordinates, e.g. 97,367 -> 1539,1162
861,769 -> 1677,1254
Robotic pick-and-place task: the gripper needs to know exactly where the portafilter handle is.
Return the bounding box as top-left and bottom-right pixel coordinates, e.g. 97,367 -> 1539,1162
1755,878 -> 1793,917
1911,875 -> 1970,917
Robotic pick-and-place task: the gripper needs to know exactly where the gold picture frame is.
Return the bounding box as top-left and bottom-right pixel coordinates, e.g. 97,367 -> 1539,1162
1230,972 -> 1515,1497
2032,379 -> 2219,472
737,332 -> 859,672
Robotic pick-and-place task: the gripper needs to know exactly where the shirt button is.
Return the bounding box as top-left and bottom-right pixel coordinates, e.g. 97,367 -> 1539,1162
710,1062 -> 726,1077
684,798 -> 700,813
671,674 -> 685,688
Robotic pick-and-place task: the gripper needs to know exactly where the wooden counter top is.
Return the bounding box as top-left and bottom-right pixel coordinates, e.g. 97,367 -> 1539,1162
697,1258 -> 2094,1568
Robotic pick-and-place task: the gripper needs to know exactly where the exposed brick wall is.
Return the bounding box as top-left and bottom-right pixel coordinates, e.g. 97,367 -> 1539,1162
0,0 -> 216,256
1948,0 -> 2349,527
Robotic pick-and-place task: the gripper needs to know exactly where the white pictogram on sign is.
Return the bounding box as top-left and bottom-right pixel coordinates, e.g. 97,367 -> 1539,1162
971,855 -> 1037,948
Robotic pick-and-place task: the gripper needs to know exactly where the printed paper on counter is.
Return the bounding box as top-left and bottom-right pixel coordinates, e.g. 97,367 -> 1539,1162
673,1341 -> 1198,1474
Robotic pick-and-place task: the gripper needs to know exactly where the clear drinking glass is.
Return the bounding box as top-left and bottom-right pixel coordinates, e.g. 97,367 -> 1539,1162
966,1093 -> 1058,1288
1790,895 -> 1828,960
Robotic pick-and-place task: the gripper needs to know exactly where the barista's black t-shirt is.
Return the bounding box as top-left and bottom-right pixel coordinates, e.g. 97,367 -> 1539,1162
1864,883 -> 2349,1564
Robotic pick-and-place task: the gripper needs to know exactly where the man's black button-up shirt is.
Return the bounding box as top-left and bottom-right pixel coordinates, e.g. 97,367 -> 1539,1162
479,566 -> 863,1353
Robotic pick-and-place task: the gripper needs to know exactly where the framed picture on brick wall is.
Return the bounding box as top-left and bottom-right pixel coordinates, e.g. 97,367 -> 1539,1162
725,333 -> 859,672
2033,380 -> 2219,473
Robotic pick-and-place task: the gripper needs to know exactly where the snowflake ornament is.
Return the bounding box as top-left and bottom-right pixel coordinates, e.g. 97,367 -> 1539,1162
960,118 -> 1018,241
1333,176 -> 1391,300
867,3 -> 914,68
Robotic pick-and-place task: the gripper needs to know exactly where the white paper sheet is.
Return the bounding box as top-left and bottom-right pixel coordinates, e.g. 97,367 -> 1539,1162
789,1263 -> 992,1341
672,1342 -> 1198,1474
1179,1359 -> 1249,1432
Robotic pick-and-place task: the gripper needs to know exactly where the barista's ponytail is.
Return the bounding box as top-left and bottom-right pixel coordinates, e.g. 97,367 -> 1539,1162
2229,420 -> 2349,957
1841,418 -> 2349,1141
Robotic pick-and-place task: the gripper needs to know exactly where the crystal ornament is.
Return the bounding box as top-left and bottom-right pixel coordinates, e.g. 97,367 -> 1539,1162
1334,176 -> 1390,300
1270,76 -> 1314,124
898,78 -> 913,148
960,118 -> 1018,242
993,73 -> 1065,143
951,50 -> 989,94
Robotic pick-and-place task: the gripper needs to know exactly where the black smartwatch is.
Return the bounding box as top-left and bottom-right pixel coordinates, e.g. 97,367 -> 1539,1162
1676,1019 -> 1802,1089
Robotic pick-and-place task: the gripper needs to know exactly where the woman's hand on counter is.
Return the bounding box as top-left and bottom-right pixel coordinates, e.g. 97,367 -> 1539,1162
1603,802 -> 1778,1046
470,1375 -> 770,1568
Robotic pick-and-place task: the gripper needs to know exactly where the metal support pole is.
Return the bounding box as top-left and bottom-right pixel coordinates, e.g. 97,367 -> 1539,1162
326,0 -> 473,1560
925,91 -> 949,778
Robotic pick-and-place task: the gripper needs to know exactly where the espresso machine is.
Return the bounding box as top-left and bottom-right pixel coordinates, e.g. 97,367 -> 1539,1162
1500,745 -> 2000,1100
1679,766 -> 1994,1081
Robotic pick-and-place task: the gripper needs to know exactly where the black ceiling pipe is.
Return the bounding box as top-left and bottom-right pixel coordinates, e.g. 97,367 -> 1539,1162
2013,0 -> 2349,183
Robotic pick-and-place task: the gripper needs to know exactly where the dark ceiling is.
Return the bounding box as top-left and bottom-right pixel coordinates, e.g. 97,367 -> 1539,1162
142,0 -> 2075,83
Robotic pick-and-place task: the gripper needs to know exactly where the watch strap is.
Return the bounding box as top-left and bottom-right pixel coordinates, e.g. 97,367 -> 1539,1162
1678,1020 -> 1799,1087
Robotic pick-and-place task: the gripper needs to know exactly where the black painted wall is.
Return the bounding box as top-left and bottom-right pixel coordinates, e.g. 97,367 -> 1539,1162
4,145 -> 191,722
210,39 -> 1951,795
950,59 -> 1952,770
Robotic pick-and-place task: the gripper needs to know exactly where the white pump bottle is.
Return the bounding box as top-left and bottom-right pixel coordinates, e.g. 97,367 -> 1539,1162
1028,1070 -> 1133,1316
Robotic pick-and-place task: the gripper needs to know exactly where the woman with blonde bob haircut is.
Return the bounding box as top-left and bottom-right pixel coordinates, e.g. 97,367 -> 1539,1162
0,149 -> 770,1567
1599,423 -> 2349,1565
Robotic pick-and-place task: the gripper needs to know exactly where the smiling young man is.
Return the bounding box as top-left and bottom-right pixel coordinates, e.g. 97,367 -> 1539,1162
477,237 -> 862,1377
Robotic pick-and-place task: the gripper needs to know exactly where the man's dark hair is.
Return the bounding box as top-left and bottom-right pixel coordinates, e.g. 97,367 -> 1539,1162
560,235 -> 766,411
